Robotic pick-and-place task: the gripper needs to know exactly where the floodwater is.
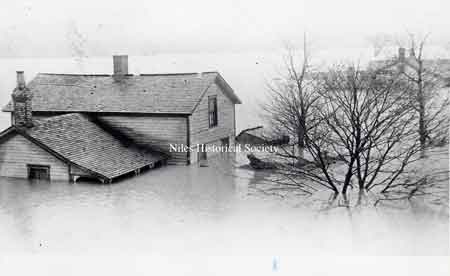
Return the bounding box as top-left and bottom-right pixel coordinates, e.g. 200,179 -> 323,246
0,152 -> 448,257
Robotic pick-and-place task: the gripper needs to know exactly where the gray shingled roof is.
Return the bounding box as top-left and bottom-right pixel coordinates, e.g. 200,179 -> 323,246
2,72 -> 241,114
20,113 -> 166,180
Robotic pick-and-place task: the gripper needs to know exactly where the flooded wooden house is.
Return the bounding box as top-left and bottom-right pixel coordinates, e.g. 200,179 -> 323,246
0,56 -> 241,182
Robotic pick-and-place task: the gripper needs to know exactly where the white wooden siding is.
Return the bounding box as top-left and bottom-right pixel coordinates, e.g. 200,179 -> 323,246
189,82 -> 236,164
0,134 -> 69,180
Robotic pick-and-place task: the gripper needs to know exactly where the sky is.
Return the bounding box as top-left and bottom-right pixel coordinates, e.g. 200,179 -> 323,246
0,0 -> 449,57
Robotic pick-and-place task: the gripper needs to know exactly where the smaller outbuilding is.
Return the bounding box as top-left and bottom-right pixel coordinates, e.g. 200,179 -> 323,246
235,126 -> 267,145
0,112 -> 166,183
236,126 -> 289,146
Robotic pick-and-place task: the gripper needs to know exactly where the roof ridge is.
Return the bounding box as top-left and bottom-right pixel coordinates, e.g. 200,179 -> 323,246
37,72 -> 219,77
39,73 -> 112,77
139,71 -> 218,76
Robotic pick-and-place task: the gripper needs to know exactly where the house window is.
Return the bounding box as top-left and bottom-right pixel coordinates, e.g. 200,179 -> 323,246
27,164 -> 50,180
208,96 -> 218,128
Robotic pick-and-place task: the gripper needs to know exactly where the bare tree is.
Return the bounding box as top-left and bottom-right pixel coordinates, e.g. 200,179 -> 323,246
266,64 -> 427,197
260,35 -> 449,200
313,66 -> 421,193
262,36 -> 319,159
399,34 -> 449,157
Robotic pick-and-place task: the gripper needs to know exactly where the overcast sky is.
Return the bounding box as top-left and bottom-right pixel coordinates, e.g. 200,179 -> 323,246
0,0 -> 449,57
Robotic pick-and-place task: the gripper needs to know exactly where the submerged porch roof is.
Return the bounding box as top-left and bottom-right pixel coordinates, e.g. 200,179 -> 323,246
0,113 -> 167,182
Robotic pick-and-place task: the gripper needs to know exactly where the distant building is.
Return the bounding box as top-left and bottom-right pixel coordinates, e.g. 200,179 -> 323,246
368,47 -> 450,146
0,56 -> 241,182
368,47 -> 450,86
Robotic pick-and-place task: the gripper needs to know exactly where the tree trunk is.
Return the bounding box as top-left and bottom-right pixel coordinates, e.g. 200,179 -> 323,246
342,157 -> 356,195
419,103 -> 426,157
297,122 -> 305,159
418,82 -> 427,158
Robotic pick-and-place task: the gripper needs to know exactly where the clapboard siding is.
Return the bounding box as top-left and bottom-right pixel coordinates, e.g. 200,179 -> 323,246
189,82 -> 236,163
97,115 -> 188,165
0,134 -> 69,180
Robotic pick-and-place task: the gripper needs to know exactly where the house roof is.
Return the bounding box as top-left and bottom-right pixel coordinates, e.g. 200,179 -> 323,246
0,113 -> 167,180
369,57 -> 450,80
2,72 -> 241,114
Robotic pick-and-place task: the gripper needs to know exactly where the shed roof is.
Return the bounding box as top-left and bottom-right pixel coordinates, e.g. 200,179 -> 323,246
2,72 -> 241,114
0,113 -> 167,180
236,126 -> 267,140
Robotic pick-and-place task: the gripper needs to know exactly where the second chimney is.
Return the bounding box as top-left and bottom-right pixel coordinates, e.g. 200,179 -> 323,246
113,55 -> 128,80
17,71 -> 26,89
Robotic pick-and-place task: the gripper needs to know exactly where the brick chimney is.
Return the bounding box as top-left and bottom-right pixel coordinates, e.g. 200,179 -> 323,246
113,55 -> 128,81
12,71 -> 33,128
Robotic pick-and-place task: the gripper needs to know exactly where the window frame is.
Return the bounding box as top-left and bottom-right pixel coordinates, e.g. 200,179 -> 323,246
208,95 -> 218,128
27,164 -> 51,180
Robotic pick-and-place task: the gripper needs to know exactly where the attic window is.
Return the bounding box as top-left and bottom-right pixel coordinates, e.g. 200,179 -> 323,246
27,164 -> 50,180
208,95 -> 218,128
